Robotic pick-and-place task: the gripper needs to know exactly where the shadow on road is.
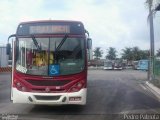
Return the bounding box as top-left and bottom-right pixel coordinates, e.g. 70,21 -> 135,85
29,105 -> 85,114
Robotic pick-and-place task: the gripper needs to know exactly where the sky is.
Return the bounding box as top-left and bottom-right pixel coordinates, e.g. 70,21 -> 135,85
0,0 -> 160,58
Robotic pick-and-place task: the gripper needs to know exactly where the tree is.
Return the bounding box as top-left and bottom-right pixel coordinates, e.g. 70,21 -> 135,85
121,46 -> 149,61
156,49 -> 160,57
139,50 -> 150,59
132,46 -> 141,60
132,47 -> 149,60
106,47 -> 117,60
121,47 -> 133,61
93,47 -> 103,59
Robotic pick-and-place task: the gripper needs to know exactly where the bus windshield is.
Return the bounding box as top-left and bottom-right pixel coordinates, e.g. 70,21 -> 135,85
15,37 -> 85,76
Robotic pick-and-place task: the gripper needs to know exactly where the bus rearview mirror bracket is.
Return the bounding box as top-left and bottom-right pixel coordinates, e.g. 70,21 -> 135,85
6,34 -> 16,55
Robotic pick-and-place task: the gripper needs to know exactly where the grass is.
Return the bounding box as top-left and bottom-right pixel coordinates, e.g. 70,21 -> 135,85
150,76 -> 160,88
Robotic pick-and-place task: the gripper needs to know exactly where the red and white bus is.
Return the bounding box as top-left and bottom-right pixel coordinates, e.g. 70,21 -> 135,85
7,20 -> 92,105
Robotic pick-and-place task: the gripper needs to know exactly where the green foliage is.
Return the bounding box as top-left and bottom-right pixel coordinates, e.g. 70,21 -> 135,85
156,49 -> 160,57
121,47 -> 149,61
92,46 -> 150,61
93,47 -> 103,59
139,50 -> 150,60
121,47 -> 133,61
106,47 -> 117,60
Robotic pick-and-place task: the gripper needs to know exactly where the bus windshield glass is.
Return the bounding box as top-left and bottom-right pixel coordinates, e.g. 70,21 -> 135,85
15,37 -> 85,76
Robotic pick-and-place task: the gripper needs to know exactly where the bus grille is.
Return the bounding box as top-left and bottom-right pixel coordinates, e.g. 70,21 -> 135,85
32,88 -> 65,93
25,80 -> 71,86
34,95 -> 61,101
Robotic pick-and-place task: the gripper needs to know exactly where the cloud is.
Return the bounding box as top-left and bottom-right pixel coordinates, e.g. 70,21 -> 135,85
0,0 -> 159,57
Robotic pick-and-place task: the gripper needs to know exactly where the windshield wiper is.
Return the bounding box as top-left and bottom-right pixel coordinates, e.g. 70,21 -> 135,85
54,34 -> 68,63
55,34 -> 68,51
31,35 -> 41,51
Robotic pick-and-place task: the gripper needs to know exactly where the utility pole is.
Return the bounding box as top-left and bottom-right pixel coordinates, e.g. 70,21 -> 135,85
148,0 -> 155,80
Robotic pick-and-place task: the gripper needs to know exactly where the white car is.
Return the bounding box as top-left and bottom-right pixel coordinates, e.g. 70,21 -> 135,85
104,62 -> 113,70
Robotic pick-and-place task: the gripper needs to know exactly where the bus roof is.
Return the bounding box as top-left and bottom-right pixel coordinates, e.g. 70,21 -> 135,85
16,20 -> 85,36
19,20 -> 83,25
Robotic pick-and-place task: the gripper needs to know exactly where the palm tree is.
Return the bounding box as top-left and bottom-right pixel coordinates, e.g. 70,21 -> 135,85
122,47 -> 149,61
93,47 -> 103,59
132,47 -> 140,60
156,49 -> 160,56
146,0 -> 154,15
106,47 -> 117,60
139,50 -> 150,59
121,47 -> 133,61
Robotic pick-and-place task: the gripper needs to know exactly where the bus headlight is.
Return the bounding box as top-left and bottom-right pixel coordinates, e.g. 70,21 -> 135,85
70,87 -> 79,92
68,80 -> 85,92
77,83 -> 83,88
16,82 -> 21,87
15,81 -> 27,92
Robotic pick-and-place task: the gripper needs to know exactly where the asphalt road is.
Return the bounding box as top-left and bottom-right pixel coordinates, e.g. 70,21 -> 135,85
0,70 -> 160,120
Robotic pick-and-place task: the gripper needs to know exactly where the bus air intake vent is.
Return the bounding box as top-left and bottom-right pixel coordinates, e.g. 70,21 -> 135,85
25,80 -> 71,86
34,95 -> 61,101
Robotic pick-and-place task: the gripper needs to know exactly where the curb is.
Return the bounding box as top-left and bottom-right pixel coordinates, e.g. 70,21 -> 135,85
145,81 -> 160,101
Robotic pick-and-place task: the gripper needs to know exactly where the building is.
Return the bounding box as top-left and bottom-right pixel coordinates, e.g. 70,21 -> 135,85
0,46 -> 9,67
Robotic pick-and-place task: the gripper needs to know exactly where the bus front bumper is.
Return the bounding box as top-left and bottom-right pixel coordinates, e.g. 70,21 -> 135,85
12,88 -> 87,105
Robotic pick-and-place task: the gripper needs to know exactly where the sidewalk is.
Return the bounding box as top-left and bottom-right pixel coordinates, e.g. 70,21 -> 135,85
145,78 -> 160,101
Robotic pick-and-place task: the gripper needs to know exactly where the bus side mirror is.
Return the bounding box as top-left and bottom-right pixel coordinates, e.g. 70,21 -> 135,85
87,38 -> 92,49
6,43 -> 11,55
6,34 -> 16,55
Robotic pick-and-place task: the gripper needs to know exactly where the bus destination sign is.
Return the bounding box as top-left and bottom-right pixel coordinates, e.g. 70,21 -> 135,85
29,25 -> 70,34
17,21 -> 84,35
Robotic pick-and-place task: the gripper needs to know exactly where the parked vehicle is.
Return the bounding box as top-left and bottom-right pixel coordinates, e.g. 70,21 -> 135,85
104,60 -> 123,70
137,59 -> 149,71
133,61 -> 138,70
104,61 -> 113,70
114,61 -> 123,70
